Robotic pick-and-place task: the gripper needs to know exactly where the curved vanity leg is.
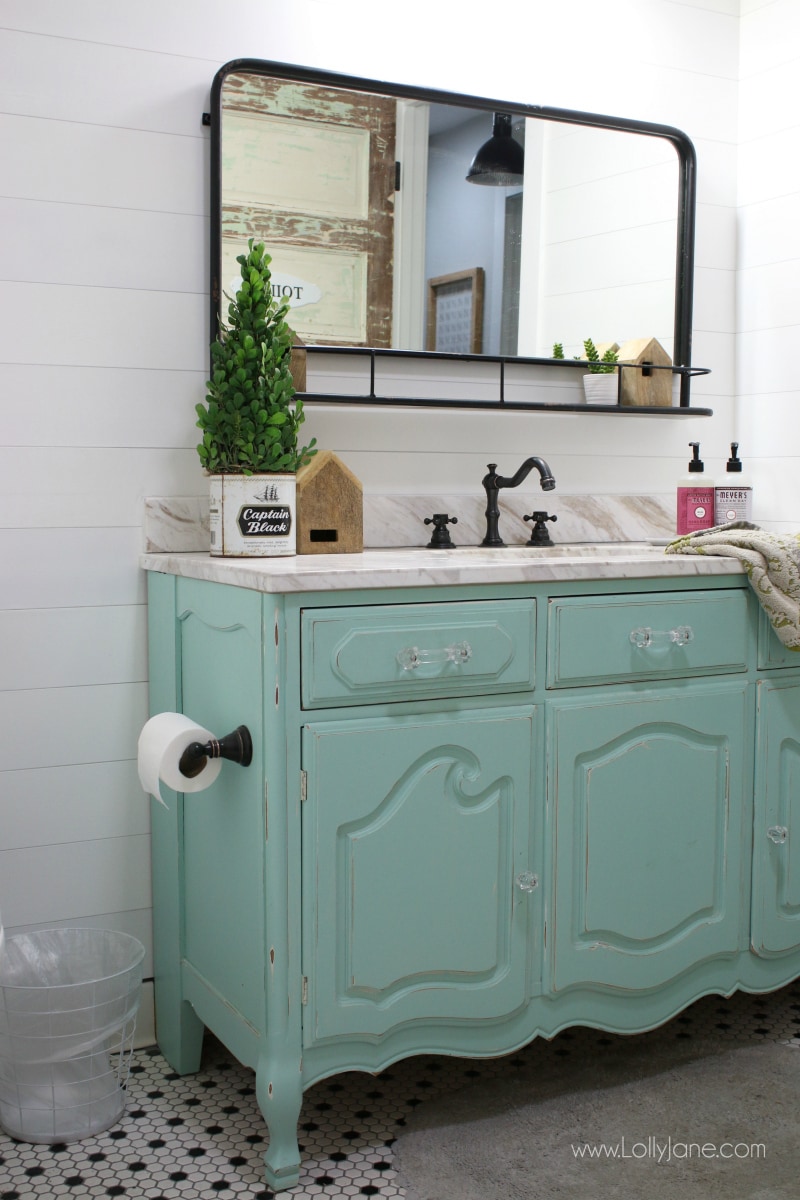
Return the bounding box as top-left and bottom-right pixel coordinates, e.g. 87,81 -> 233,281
255,1051 -> 304,1191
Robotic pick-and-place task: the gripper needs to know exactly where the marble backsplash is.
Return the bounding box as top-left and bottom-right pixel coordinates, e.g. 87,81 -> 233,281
143,492 -> 675,554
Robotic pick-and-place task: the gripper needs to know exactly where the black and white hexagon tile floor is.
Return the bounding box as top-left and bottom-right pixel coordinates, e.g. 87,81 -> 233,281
3,982 -> 800,1199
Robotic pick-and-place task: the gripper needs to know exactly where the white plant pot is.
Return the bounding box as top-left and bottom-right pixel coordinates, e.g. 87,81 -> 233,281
583,373 -> 619,405
209,474 -> 296,557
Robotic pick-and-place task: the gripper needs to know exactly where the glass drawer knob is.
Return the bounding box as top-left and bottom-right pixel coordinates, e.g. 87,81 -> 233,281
630,625 -> 694,649
397,641 -> 472,670
515,871 -> 539,893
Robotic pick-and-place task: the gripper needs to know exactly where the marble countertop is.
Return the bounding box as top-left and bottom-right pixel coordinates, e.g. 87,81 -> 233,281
140,543 -> 744,594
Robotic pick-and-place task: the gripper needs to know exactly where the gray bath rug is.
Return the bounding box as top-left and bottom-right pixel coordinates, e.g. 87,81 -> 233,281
393,1036 -> 800,1199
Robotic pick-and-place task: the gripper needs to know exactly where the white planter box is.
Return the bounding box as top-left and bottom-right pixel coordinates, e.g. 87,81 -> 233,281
582,374 -> 619,404
209,474 -> 296,557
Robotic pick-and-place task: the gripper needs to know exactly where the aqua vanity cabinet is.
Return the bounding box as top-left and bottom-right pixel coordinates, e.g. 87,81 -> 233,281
145,565 -> 800,1190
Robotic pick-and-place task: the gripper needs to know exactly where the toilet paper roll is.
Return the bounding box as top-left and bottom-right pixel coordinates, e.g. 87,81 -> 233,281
138,712 -> 222,806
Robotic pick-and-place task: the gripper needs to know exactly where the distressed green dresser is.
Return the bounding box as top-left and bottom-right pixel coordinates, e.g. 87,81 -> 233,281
144,549 -> 800,1189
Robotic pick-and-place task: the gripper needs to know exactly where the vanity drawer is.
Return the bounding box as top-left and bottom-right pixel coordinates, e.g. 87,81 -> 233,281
757,606 -> 800,670
301,599 -> 536,708
546,589 -> 749,688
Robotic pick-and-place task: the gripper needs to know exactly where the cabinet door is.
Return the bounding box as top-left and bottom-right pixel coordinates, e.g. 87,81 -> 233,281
753,679 -> 800,954
302,707 -> 537,1044
549,685 -> 748,992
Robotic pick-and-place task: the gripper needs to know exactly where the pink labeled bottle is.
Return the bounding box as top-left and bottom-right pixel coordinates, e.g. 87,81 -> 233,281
676,442 -> 715,535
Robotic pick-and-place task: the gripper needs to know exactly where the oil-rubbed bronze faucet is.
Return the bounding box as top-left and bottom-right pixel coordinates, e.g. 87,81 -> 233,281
481,458 -> 556,546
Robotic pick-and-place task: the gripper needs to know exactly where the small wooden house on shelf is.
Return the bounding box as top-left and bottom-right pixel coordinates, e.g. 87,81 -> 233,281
617,337 -> 674,407
296,450 -> 363,555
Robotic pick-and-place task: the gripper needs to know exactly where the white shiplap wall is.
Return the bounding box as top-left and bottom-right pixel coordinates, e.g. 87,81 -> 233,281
0,0 -> 747,1038
737,0 -> 800,532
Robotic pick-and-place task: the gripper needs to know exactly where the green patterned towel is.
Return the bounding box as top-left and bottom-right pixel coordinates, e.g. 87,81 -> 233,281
666,521 -> 800,650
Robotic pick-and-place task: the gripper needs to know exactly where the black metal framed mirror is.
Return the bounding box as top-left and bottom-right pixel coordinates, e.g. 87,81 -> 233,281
208,58 -> 709,414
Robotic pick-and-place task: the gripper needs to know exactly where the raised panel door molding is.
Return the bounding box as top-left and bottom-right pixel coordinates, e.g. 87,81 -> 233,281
549,685 -> 749,992
302,707 -> 537,1043
753,679 -> 800,954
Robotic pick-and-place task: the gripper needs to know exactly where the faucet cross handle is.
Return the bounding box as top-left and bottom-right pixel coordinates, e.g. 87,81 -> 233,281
524,511 -> 558,547
424,513 -> 458,549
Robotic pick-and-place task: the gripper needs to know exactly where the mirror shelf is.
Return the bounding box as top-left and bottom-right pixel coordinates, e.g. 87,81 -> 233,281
210,58 -> 709,415
297,346 -> 712,415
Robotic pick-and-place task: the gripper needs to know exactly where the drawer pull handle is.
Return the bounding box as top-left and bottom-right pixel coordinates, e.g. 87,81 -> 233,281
629,625 -> 694,649
516,871 -> 539,893
396,641 -> 473,671
768,825 -> 789,845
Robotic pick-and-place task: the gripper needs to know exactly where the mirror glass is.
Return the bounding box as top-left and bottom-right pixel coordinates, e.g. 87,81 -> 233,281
212,63 -> 692,371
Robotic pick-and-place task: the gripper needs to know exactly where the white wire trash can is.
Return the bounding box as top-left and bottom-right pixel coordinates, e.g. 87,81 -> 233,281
0,928 -> 145,1143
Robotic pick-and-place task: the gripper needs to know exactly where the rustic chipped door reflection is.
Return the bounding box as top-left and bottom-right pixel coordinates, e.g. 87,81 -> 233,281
221,73 -> 396,347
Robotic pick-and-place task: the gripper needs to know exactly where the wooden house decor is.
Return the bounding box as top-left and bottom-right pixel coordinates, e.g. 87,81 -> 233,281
594,341 -> 620,362
296,450 -> 363,554
617,337 -> 674,407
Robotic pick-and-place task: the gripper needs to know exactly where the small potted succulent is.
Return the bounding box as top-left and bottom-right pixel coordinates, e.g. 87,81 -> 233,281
553,338 -> 619,404
197,239 -> 316,556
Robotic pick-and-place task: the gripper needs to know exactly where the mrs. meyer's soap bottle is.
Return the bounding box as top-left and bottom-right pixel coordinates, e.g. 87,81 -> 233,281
714,442 -> 753,524
677,442 -> 715,535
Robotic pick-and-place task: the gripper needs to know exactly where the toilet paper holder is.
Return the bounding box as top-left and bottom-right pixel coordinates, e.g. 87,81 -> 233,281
179,725 -> 253,778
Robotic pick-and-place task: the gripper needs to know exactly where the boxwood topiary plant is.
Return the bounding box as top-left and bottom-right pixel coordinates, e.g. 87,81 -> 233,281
196,239 -> 316,475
